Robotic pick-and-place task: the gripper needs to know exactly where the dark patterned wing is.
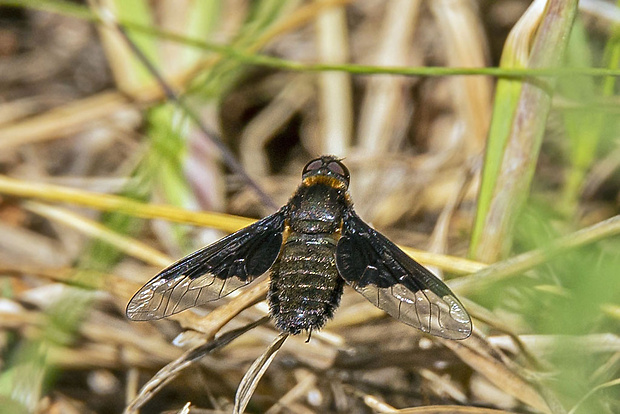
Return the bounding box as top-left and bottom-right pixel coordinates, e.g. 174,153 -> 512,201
126,210 -> 286,321
336,211 -> 472,339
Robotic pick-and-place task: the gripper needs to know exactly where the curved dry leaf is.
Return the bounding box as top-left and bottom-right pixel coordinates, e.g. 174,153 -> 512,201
124,317 -> 269,414
234,333 -> 288,414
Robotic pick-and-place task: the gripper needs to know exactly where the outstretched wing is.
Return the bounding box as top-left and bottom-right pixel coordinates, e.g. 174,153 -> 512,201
126,210 -> 286,321
336,211 -> 471,339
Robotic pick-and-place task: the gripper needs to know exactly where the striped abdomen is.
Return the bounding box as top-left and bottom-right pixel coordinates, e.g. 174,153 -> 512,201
268,232 -> 344,334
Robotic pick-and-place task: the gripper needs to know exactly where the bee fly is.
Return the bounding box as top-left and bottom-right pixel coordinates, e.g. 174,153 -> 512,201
127,156 -> 472,339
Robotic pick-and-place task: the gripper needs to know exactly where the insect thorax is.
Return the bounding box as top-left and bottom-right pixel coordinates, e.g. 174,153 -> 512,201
287,182 -> 347,234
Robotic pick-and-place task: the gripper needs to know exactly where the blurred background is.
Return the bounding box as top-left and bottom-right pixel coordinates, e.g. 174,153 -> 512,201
0,0 -> 619,413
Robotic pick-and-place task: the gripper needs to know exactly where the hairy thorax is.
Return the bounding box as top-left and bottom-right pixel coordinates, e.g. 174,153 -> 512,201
288,182 -> 347,234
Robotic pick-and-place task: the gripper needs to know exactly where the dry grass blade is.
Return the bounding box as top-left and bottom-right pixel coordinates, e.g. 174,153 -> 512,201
24,201 -> 171,267
0,174 -> 254,232
399,247 -> 485,275
363,396 -> 398,413
419,369 -> 467,404
338,384 -> 398,412
0,92 -> 136,151
175,401 -> 192,414
264,369 -> 318,414
315,0 -> 353,155
394,406 -> 518,414
0,221 -> 68,267
439,334 -> 552,414
357,0 -> 420,153
353,0 -> 420,224
233,333 -> 288,414
124,316 -> 270,414
429,0 -> 492,154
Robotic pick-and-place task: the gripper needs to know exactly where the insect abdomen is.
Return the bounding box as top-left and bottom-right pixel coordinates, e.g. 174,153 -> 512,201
268,232 -> 344,334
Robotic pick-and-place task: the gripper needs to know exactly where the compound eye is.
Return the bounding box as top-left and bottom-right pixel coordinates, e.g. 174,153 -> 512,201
328,160 -> 349,179
303,159 -> 323,175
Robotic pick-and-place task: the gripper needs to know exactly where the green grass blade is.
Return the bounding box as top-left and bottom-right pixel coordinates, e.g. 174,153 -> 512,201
469,0 -> 545,257
470,0 -> 579,262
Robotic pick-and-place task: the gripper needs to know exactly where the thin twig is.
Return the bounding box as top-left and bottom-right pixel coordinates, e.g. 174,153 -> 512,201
96,6 -> 278,210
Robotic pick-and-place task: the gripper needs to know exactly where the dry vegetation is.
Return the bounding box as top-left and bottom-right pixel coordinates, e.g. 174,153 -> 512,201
0,1 -> 619,413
